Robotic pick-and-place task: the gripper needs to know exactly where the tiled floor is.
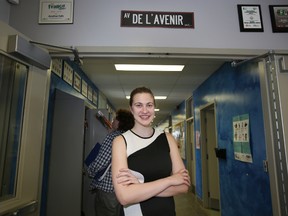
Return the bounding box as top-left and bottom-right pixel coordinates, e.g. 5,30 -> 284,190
175,192 -> 221,216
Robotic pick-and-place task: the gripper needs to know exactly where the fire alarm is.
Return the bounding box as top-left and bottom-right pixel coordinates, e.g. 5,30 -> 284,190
7,0 -> 19,5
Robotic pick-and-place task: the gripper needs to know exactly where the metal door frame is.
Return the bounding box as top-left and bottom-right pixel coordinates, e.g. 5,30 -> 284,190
259,54 -> 288,216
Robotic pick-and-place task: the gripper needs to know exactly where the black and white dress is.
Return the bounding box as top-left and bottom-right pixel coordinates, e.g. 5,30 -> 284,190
121,129 -> 176,216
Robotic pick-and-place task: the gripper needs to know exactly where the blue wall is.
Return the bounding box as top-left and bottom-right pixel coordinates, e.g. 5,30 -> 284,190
171,101 -> 186,125
193,62 -> 272,216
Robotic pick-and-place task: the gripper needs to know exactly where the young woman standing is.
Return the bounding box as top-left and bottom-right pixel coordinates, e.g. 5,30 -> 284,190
112,86 -> 190,216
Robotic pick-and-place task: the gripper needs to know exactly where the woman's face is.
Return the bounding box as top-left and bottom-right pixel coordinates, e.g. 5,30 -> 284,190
130,92 -> 155,127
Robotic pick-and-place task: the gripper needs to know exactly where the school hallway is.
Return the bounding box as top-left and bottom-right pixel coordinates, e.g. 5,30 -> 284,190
1,1 -> 288,215
175,192 -> 220,216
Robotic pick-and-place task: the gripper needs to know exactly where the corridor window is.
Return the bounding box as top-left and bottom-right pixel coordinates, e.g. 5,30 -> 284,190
0,53 -> 28,201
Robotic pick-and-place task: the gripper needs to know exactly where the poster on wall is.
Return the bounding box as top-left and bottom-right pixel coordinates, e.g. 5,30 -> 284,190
172,121 -> 185,159
39,0 -> 74,24
233,114 -> 253,163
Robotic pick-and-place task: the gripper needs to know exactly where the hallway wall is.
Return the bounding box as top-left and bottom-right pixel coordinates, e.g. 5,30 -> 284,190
0,1 -> 10,22
193,62 -> 272,216
4,0 -> 288,53
41,59 -> 98,215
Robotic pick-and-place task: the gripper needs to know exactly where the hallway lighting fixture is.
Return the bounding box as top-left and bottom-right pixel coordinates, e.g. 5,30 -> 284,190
126,96 -> 167,99
115,64 -> 184,71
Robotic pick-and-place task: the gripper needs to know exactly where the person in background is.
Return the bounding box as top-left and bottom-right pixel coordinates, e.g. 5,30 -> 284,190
112,86 -> 190,216
87,109 -> 134,216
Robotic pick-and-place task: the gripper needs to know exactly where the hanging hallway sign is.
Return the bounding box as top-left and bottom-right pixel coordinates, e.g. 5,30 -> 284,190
121,10 -> 194,28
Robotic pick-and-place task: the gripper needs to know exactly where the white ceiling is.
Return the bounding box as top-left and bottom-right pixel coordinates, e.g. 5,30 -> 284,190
80,56 -> 226,126
45,44 -> 270,126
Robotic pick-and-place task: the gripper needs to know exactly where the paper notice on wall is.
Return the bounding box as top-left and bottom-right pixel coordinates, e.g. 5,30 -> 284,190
233,114 -> 253,163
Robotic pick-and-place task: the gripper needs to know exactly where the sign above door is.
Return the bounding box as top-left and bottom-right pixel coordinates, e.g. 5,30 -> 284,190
121,10 -> 194,28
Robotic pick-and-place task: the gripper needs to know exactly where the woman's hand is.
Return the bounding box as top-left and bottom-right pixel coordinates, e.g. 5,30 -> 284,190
116,168 -> 142,186
168,168 -> 191,187
116,168 -> 190,187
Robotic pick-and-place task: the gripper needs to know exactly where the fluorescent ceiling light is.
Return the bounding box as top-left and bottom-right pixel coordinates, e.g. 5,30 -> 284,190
154,109 -> 160,111
115,64 -> 184,71
154,96 -> 167,99
126,96 -> 167,100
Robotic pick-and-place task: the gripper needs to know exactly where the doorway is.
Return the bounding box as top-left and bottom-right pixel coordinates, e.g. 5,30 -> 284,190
185,97 -> 196,193
186,118 -> 195,193
200,102 -> 220,211
46,89 -> 85,216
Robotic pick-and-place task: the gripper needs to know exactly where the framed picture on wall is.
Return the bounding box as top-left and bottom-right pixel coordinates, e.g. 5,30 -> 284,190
237,5 -> 264,32
92,90 -> 98,106
87,86 -> 93,101
73,71 -> 81,92
39,0 -> 74,24
51,58 -> 63,77
82,80 -> 88,98
63,62 -> 73,86
269,5 -> 288,33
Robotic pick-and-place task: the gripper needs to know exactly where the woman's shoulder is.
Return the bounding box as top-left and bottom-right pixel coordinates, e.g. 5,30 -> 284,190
113,133 -> 125,144
163,131 -> 173,138
153,128 -> 165,136
153,129 -> 170,138
122,129 -> 133,138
